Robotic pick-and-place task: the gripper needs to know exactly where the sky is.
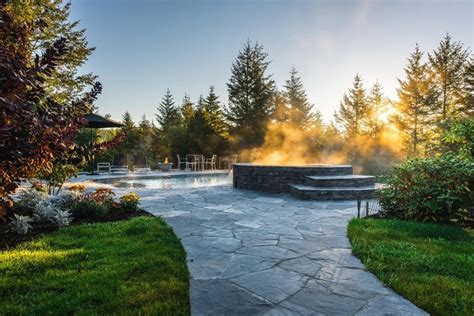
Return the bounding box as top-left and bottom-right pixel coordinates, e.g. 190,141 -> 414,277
70,0 -> 473,123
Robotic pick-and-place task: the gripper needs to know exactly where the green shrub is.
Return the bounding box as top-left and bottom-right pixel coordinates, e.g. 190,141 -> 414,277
71,200 -> 109,220
119,192 -> 140,212
378,154 -> 473,224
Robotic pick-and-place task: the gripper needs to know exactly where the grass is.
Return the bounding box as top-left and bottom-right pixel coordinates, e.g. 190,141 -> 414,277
348,218 -> 474,316
0,216 -> 190,315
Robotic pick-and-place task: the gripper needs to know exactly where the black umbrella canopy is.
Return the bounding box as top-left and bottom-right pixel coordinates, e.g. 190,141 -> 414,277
82,113 -> 124,128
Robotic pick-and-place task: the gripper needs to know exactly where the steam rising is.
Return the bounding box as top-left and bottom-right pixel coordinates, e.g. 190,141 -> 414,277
240,119 -> 404,174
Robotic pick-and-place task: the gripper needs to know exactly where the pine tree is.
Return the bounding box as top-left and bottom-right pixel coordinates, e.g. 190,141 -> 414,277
137,115 -> 153,156
181,94 -> 195,123
204,86 -> 227,135
335,74 -> 369,137
284,67 -> 317,129
459,58 -> 474,116
121,111 -> 138,158
272,90 -> 290,124
226,40 -> 275,149
138,115 -> 152,131
395,45 -> 437,156
366,82 -> 389,138
428,33 -> 470,120
156,89 -> 181,130
122,111 -> 135,129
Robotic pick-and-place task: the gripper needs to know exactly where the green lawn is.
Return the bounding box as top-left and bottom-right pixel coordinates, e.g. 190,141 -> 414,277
0,216 -> 190,315
348,218 -> 474,316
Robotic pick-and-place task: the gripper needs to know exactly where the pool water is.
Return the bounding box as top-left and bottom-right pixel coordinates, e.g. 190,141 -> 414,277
107,174 -> 232,190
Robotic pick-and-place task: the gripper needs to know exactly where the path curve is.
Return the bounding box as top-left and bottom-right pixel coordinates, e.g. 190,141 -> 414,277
137,185 -> 426,315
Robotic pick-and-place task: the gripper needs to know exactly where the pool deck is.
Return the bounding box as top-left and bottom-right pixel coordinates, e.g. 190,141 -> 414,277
74,173 -> 426,315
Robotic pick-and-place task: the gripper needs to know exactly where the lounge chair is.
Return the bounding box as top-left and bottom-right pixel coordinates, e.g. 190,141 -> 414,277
97,162 -> 111,174
133,154 -> 150,173
111,154 -> 129,174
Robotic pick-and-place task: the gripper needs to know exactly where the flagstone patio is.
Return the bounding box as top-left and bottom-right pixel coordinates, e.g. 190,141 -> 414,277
131,183 -> 426,315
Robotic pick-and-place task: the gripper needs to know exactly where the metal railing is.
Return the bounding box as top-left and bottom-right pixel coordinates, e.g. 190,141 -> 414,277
356,194 -> 383,218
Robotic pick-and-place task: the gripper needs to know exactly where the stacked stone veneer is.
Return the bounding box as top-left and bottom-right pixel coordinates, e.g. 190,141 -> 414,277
233,164 -> 353,193
233,163 -> 376,200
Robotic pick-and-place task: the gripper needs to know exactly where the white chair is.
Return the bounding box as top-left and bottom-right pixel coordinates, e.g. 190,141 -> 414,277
97,162 -> 111,174
111,155 -> 129,174
195,154 -> 205,171
205,155 -> 217,170
177,154 -> 187,170
185,154 -> 197,171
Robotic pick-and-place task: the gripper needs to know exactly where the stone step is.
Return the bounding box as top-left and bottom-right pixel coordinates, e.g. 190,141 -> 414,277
288,184 -> 376,200
305,175 -> 375,187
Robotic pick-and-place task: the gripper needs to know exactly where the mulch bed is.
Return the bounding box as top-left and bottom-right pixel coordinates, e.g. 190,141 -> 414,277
0,209 -> 152,251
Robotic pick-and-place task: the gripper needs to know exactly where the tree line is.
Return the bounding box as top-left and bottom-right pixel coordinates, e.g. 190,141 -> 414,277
111,35 -> 472,173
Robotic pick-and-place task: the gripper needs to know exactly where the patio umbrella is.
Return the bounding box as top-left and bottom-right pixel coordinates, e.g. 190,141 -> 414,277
80,113 -> 124,174
82,113 -> 124,128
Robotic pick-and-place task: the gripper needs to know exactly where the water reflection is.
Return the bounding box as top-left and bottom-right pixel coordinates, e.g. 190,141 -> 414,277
109,175 -> 231,190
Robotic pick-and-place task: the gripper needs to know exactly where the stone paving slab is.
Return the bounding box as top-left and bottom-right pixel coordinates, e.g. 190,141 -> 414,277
108,183 -> 427,315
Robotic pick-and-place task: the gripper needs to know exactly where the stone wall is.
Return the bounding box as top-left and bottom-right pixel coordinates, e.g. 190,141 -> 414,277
233,164 -> 353,193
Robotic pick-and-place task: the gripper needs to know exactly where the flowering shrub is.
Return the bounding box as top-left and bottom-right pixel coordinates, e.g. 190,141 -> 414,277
81,188 -> 116,207
120,193 -> 140,212
9,214 -> 33,235
68,184 -> 86,192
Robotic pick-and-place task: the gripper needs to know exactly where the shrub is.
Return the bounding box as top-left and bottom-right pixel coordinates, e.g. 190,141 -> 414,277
9,214 -> 33,235
32,200 -> 58,223
82,188 -> 116,208
50,210 -> 73,227
71,200 -> 109,220
50,190 -> 79,211
119,192 -> 140,212
378,154 -> 474,224
16,189 -> 47,210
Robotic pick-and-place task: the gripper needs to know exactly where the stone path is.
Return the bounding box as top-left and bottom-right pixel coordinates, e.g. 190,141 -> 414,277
133,184 -> 426,315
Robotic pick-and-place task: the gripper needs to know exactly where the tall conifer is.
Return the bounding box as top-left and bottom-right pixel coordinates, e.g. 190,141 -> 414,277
226,40 -> 275,149
335,74 -> 369,137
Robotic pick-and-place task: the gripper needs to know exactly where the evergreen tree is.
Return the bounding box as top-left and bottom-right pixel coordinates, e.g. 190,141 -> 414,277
204,86 -> 227,135
335,74 -> 369,137
428,34 -> 470,120
156,89 -> 181,130
122,111 -> 135,129
366,82 -> 389,138
181,94 -> 195,123
272,90 -> 290,124
120,111 -> 138,159
284,67 -> 317,129
226,40 -> 275,149
395,45 -> 437,156
138,114 -> 152,131
459,58 -> 474,116
136,115 -> 152,156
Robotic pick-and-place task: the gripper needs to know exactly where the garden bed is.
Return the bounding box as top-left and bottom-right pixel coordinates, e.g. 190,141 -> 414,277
0,216 -> 190,315
348,218 -> 474,315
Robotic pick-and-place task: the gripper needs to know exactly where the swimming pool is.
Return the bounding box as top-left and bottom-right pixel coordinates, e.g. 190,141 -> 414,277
97,173 -> 232,190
